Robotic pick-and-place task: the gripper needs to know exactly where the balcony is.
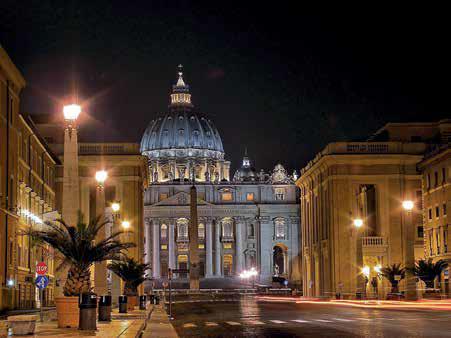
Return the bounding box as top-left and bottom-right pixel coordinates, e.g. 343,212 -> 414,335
362,236 -> 388,256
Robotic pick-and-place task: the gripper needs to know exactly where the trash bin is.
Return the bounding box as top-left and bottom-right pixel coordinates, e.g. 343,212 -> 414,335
79,293 -> 97,330
98,295 -> 112,321
119,295 -> 128,313
139,295 -> 147,310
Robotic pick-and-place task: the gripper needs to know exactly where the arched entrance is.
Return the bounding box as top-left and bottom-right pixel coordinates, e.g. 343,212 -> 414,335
223,255 -> 233,277
177,255 -> 188,279
273,245 -> 285,276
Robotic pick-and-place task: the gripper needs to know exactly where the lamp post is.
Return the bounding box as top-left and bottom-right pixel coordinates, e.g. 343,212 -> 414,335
402,200 -> 417,300
94,170 -> 108,296
353,218 -> 366,299
58,104 -> 81,298
240,267 -> 258,289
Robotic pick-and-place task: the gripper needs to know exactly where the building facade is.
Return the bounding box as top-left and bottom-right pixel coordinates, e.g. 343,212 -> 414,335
296,121 -> 451,298
1,46 -> 59,311
141,69 -> 300,287
418,127 -> 450,294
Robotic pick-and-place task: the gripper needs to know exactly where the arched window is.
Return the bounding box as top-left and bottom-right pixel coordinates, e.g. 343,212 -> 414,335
222,218 -> 233,239
161,224 -> 168,239
177,129 -> 185,147
198,223 -> 205,239
177,219 -> 188,241
275,218 -> 286,240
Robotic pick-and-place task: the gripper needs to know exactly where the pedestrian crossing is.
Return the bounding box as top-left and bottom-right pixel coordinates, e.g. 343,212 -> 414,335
180,316 -> 416,329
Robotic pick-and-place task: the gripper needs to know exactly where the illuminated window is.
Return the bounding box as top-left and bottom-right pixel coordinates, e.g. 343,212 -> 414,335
246,193 -> 254,201
161,224 -> 167,239
198,244 -> 205,249
222,192 -> 233,201
161,244 -> 167,250
223,243 -> 232,249
275,218 -> 286,240
198,223 -> 205,239
159,193 -> 168,201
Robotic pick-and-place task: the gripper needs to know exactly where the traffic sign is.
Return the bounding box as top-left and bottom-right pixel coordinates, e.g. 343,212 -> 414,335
35,275 -> 49,289
36,262 -> 48,276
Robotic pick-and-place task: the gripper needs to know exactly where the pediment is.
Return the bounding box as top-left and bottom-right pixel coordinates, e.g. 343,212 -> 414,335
153,191 -> 212,206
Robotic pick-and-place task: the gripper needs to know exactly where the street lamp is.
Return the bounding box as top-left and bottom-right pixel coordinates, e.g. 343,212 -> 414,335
239,267 -> 258,288
95,170 -> 108,189
353,218 -> 363,228
63,104 -> 81,123
402,199 -> 417,300
111,202 -> 120,213
121,220 -> 130,229
402,200 -> 414,211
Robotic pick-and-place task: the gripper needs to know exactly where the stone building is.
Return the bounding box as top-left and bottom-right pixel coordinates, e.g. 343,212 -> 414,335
296,120 -> 450,299
141,69 -> 300,287
418,123 -> 451,294
1,46 -> 58,311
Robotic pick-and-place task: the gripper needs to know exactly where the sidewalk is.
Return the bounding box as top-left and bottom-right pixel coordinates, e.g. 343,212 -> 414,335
141,304 -> 178,338
6,307 -> 150,337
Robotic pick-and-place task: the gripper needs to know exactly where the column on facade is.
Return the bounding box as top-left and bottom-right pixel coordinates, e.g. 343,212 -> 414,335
205,219 -> 213,277
152,219 -> 160,278
168,221 -> 176,269
215,219 -> 222,276
259,216 -> 272,282
235,219 -> 244,274
145,219 -> 152,276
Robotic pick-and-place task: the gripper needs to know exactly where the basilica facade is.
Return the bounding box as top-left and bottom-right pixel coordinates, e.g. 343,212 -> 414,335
141,68 -> 300,287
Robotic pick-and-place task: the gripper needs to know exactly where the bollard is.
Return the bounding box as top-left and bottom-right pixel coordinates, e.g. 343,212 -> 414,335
139,295 -> 147,310
119,295 -> 128,313
98,295 -> 112,321
79,293 -> 97,330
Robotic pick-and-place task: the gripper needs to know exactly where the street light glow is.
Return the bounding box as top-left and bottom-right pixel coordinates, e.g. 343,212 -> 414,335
402,200 -> 414,211
63,104 -> 81,121
362,266 -> 370,277
353,218 -> 363,228
121,220 -> 130,229
240,267 -> 258,279
111,202 -> 120,212
374,264 -> 382,273
95,170 -> 108,184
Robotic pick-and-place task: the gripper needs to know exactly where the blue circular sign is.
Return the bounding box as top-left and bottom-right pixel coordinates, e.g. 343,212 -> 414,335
35,275 -> 49,289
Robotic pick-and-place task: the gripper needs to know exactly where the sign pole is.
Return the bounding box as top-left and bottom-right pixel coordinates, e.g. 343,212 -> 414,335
40,288 -> 43,322
169,268 -> 172,320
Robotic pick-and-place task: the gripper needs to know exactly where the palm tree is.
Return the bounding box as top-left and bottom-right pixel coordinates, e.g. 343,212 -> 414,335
380,263 -> 405,293
108,257 -> 149,296
30,212 -> 135,296
412,259 -> 448,289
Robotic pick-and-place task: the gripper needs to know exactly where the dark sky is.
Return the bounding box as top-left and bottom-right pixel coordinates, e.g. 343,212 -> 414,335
1,2 -> 450,173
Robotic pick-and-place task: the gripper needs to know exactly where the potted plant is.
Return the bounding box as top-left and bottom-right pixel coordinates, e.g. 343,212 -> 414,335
108,257 -> 149,310
380,263 -> 405,299
30,213 -> 134,328
412,259 -> 448,297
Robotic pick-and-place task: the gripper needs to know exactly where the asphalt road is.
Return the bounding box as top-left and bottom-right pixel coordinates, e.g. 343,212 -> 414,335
171,297 -> 451,337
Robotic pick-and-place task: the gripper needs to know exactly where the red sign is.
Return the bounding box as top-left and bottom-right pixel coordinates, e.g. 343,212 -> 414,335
36,262 -> 48,276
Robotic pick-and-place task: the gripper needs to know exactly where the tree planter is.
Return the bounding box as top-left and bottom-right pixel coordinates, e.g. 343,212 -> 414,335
127,296 -> 137,311
7,315 -> 37,335
55,296 -> 79,328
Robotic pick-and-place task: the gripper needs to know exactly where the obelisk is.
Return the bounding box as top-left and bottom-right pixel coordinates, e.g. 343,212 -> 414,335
189,185 -> 200,290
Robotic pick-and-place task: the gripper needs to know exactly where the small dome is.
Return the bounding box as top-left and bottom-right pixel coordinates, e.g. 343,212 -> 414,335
233,154 -> 257,182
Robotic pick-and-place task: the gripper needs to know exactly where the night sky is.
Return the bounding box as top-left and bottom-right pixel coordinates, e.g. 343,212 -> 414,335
1,2 -> 450,173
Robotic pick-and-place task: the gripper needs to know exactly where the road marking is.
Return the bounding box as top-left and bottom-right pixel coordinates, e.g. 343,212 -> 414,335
248,320 -> 265,325
226,321 -> 241,326
292,319 -> 310,323
270,320 -> 287,324
314,319 -> 333,323
183,323 -> 197,328
333,318 -> 354,322
205,322 -> 218,327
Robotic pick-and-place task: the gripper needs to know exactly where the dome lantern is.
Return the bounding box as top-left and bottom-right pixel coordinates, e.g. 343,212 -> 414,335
170,64 -> 193,110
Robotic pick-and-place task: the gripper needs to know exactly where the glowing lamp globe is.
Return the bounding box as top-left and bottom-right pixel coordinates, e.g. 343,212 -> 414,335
111,202 -> 120,212
95,170 -> 108,184
353,218 -> 363,228
362,266 -> 370,277
121,220 -> 130,229
402,200 -> 414,211
63,104 -> 81,121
